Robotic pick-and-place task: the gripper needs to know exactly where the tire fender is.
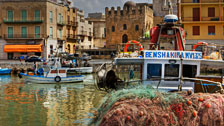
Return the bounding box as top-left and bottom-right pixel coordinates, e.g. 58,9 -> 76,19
54,76 -> 61,82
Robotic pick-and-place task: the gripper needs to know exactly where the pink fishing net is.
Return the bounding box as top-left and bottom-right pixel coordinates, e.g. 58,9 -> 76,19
90,87 -> 224,126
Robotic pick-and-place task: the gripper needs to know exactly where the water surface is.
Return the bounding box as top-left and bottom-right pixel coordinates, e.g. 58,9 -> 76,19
0,75 -> 106,126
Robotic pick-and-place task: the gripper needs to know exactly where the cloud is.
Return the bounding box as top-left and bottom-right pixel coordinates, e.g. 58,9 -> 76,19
72,0 -> 152,16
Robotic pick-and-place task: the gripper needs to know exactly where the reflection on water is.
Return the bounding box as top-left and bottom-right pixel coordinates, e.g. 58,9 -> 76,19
0,74 -> 106,126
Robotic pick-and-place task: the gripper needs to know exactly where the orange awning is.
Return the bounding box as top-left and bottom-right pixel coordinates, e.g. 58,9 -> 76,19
4,44 -> 43,53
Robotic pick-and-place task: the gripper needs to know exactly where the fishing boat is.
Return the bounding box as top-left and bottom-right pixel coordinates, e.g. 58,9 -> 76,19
20,67 -> 85,84
20,57 -> 85,84
96,14 -> 224,93
0,68 -> 12,74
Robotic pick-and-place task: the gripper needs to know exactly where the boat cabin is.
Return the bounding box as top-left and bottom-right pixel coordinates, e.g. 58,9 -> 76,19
115,50 -> 202,91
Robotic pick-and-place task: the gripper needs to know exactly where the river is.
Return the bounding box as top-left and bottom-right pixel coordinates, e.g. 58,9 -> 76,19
0,74 -> 106,126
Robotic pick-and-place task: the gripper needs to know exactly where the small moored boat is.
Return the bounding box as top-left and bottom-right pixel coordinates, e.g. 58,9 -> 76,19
0,68 -> 12,74
20,67 -> 85,84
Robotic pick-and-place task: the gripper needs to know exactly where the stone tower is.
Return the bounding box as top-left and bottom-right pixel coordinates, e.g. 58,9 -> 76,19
105,1 -> 153,48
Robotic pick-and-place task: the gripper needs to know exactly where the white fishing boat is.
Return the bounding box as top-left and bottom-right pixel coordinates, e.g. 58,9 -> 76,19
96,14 -> 224,93
20,67 -> 85,84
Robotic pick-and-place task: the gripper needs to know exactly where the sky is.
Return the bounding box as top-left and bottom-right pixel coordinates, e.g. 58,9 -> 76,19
72,0 -> 152,17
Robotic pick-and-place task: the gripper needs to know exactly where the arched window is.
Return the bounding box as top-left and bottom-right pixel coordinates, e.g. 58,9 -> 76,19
123,24 -> 127,30
67,44 -> 71,54
112,26 -> 115,32
122,34 -> 128,43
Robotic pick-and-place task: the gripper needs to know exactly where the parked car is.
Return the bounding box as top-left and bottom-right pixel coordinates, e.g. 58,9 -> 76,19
80,53 -> 92,60
25,56 -> 42,62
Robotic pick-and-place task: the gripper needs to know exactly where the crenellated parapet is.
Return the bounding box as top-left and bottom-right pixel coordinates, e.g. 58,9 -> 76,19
105,3 -> 153,18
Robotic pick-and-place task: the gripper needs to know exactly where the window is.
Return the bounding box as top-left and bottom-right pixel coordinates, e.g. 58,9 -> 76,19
183,65 -> 197,78
88,36 -> 92,41
49,11 -> 53,23
50,45 -> 53,54
35,26 -> 40,38
165,64 -> 179,77
8,27 -> 13,38
208,7 -> 215,17
208,26 -> 215,35
112,26 -> 115,32
193,0 -> 199,3
223,26 -> 224,35
58,29 -> 62,38
67,16 -> 70,24
123,24 -> 127,30
104,28 -> 106,37
35,10 -> 40,21
135,25 -> 139,31
21,27 -> 27,38
21,10 -> 27,21
8,10 -> 13,21
193,26 -> 200,35
58,13 -> 61,23
147,64 -> 162,79
50,27 -> 53,38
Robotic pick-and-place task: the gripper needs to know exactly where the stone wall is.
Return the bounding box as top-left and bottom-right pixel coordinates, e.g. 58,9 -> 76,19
105,2 -> 153,48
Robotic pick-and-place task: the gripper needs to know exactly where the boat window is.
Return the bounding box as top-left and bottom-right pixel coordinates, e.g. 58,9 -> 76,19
59,70 -> 66,73
165,64 -> 179,77
147,64 -> 162,79
50,70 -> 57,73
183,65 -> 197,78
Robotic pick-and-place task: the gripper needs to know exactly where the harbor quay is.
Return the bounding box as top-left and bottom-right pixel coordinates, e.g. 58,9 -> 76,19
0,59 -> 112,73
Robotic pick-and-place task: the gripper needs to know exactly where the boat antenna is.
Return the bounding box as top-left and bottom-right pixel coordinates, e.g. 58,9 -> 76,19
168,0 -> 173,15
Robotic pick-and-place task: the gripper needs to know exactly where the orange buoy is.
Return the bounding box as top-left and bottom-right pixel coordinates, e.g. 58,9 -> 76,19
206,103 -> 211,108
193,111 -> 197,117
187,101 -> 192,106
198,98 -> 204,102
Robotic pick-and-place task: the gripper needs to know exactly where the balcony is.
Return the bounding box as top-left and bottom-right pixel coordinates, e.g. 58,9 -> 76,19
67,34 -> 77,40
4,34 -> 44,39
3,17 -> 44,24
88,32 -> 93,36
181,0 -> 222,4
181,17 -> 223,22
57,21 -> 66,26
72,21 -> 78,27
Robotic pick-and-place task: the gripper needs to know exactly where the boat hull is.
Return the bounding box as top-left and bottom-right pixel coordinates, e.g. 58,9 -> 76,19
0,68 -> 12,74
23,75 -> 85,84
67,67 -> 93,74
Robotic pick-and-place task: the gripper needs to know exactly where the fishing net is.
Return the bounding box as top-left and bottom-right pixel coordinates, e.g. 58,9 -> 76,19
90,86 -> 224,126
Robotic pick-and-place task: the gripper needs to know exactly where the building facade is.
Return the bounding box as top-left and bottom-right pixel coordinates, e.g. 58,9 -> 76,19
76,10 -> 93,49
86,13 -> 106,48
179,0 -> 224,45
0,0 -> 78,59
105,1 -> 153,48
64,7 -> 78,54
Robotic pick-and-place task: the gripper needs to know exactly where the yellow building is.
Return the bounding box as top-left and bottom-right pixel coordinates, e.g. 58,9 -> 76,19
0,0 -> 78,59
179,0 -> 224,45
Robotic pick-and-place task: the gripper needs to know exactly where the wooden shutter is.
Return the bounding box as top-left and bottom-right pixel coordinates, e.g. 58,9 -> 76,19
8,27 -> 13,38
8,10 -> 13,21
35,10 -> 40,21
35,26 -> 40,38
208,26 -> 215,35
193,8 -> 200,21
193,26 -> 200,35
208,8 -> 215,17
21,10 -> 27,21
21,27 -> 27,38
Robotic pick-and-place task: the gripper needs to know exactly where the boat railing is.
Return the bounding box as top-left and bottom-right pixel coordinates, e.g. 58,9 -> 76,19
115,43 -> 224,60
124,77 -> 224,94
